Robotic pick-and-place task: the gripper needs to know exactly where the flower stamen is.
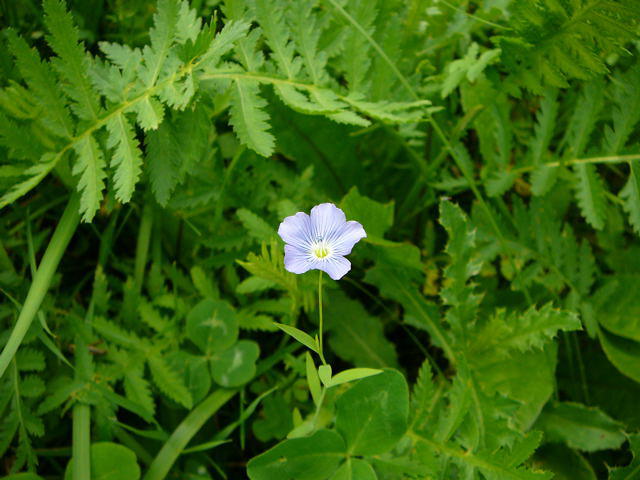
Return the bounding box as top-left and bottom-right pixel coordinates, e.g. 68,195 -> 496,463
312,241 -> 331,259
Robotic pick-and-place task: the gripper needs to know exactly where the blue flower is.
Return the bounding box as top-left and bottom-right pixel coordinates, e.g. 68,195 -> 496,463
278,203 -> 367,280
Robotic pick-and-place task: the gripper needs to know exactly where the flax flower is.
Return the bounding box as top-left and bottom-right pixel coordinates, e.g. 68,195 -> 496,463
278,203 -> 366,280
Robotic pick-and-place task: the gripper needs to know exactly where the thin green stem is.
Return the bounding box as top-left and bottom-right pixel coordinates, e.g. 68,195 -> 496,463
437,0 -> 511,30
318,270 -> 327,365
134,198 -> 154,294
72,404 -> 91,480
572,332 -> 590,404
72,266 -> 100,480
513,153 -> 640,173
0,195 -> 80,380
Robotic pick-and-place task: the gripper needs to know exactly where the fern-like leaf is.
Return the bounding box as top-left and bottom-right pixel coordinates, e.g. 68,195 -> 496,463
5,30 -> 74,138
196,20 -> 251,70
237,208 -> 276,242
529,89 -> 558,166
0,154 -> 60,210
229,79 -> 275,157
410,359 -> 437,429
93,317 -> 142,348
106,113 -> 143,203
439,200 -> 483,332
288,0 -> 330,85
147,107 -> 209,205
72,135 -> 107,222
574,163 -> 607,230
123,363 -> 155,415
254,0 -> 301,79
499,0 -> 640,91
566,82 -> 607,229
620,160 -> 640,235
43,0 -> 101,121
139,0 -> 181,88
469,304 -> 581,360
16,349 -> 46,372
148,354 -> 193,409
604,65 -> 640,154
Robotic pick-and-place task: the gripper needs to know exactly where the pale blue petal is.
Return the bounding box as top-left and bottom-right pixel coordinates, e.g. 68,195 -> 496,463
284,245 -> 313,274
310,203 -> 346,241
278,212 -> 313,250
332,220 -> 366,255
319,256 -> 351,280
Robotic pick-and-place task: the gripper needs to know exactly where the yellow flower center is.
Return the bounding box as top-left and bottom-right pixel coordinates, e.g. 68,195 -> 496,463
311,240 -> 331,259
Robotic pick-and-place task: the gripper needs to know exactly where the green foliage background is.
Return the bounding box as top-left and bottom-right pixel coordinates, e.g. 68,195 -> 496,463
0,0 -> 639,478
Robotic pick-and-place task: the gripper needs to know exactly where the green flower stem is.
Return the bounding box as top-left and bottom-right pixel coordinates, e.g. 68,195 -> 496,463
318,270 -> 327,365
134,198 -> 154,294
0,194 -> 80,380
143,389 -> 237,480
73,403 -> 91,480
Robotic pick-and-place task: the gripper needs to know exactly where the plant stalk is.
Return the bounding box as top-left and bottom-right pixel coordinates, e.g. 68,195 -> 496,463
73,403 -> 91,480
318,270 -> 326,365
134,199 -> 154,294
0,194 -> 80,379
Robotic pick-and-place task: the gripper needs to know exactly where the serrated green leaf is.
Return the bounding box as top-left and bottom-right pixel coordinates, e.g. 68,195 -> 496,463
139,0 -> 180,88
132,97 -> 164,131
148,354 -> 193,409
5,30 -> 73,138
620,160 -> 640,235
237,208 -> 276,241
486,170 -> 517,197
72,135 -> 107,222
198,20 -> 251,69
573,163 -> 607,230
106,113 -> 143,203
43,0 -> 101,121
123,363 -> 155,416
16,349 -> 45,372
469,304 -> 581,359
229,79 -> 275,157
609,434 -> 640,479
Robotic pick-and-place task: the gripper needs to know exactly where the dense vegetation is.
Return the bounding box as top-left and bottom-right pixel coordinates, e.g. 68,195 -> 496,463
1,0 -> 640,478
